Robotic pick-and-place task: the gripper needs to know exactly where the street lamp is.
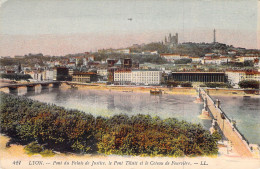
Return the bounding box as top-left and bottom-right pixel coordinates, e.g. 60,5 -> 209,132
221,112 -> 225,143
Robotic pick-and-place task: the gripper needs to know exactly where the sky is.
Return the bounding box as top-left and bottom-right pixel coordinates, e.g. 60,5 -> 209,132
0,0 -> 259,56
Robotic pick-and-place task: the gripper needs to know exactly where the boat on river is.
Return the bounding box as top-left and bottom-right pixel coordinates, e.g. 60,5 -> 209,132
70,85 -> 78,90
150,89 -> 162,95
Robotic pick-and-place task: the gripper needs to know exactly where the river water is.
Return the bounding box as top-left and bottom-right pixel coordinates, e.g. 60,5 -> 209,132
17,87 -> 260,145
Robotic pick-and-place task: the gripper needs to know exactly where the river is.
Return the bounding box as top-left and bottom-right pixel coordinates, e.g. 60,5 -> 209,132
16,86 -> 260,145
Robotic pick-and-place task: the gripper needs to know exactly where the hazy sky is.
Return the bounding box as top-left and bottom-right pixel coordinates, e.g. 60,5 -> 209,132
0,0 -> 259,56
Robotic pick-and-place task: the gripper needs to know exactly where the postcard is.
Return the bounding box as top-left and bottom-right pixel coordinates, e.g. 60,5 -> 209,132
0,0 -> 259,169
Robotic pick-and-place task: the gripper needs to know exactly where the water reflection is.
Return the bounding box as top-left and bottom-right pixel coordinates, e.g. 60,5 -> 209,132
18,88 -> 260,144
212,95 -> 260,144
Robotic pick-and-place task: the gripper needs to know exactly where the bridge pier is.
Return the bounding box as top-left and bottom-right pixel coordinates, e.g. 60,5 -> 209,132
41,84 -> 49,90
27,85 -> 35,92
201,99 -> 211,119
52,83 -> 61,88
210,118 -> 218,134
199,88 -> 253,157
8,87 -> 18,94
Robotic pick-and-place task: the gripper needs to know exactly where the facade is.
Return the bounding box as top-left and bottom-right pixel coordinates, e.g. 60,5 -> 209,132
123,58 -> 132,68
97,69 -> 108,76
53,67 -> 69,81
171,72 -> 227,83
72,72 -> 97,83
202,59 -> 222,65
225,70 -> 260,88
43,70 -> 54,81
132,70 -> 162,85
160,54 -> 181,62
190,57 -> 202,63
114,70 -> 162,85
236,56 -> 259,62
114,70 -> 132,85
115,49 -> 130,54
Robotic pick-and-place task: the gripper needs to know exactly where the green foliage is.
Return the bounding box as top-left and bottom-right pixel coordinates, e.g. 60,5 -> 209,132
203,82 -> 232,88
24,141 -> 55,157
40,149 -> 55,157
0,92 -> 219,157
238,80 -> 259,89
25,142 -> 43,154
92,52 -> 168,64
174,59 -> 192,64
244,60 -> 254,67
212,131 -> 222,142
180,82 -> 192,87
0,73 -> 32,81
167,81 -> 192,87
141,42 -> 170,54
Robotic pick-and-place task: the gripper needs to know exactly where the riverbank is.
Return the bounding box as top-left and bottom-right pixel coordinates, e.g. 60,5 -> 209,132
1,134 -> 259,169
1,80 -> 259,97
63,83 -> 198,95
63,82 -> 260,97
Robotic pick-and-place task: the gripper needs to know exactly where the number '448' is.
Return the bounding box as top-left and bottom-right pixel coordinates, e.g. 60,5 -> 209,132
13,161 -> 21,165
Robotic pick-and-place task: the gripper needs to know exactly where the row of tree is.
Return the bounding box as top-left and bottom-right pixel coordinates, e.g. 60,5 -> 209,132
167,81 -> 192,87
200,82 -> 232,88
0,73 -> 32,81
238,80 -> 259,89
0,92 -> 220,156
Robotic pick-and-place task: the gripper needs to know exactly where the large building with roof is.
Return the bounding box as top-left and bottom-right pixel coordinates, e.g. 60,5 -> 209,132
114,70 -> 162,85
225,70 -> 260,88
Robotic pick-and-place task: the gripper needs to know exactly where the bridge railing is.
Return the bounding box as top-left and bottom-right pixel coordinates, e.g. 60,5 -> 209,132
198,87 -> 252,152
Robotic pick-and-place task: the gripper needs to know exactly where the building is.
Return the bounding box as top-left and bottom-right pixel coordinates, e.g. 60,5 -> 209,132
164,33 -> 178,47
26,71 -> 43,81
53,67 -> 69,81
202,58 -> 222,65
115,48 -> 130,54
190,57 -> 202,63
123,58 -> 132,68
97,69 -> 108,76
43,69 -> 54,81
114,70 -> 132,85
170,72 -> 227,83
236,56 -> 259,62
72,72 -> 98,83
107,59 -> 117,67
219,56 -> 232,64
132,70 -> 162,85
114,70 -> 162,85
225,70 -> 260,88
160,54 -> 182,62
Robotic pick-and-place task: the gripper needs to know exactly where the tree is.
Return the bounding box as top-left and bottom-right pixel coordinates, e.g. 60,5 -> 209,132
238,80 -> 259,89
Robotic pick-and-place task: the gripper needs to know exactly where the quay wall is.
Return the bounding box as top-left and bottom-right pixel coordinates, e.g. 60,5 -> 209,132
64,83 -> 197,95
206,88 -> 260,96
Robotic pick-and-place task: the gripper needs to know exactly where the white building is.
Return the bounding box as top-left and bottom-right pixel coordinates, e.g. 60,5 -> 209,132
132,70 -> 162,85
202,59 -> 221,65
114,70 -> 162,85
114,70 -> 132,84
225,70 -> 260,88
44,70 -> 54,81
220,56 -> 232,64
115,48 -> 130,54
97,69 -> 108,76
190,57 -> 201,63
160,54 -> 182,62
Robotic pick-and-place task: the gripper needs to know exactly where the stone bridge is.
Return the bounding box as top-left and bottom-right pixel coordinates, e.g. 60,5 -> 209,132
198,88 -> 253,157
0,81 -> 62,93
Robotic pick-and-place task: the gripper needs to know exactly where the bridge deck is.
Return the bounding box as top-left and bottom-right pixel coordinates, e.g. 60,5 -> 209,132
0,81 -> 61,89
200,88 -> 253,157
